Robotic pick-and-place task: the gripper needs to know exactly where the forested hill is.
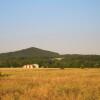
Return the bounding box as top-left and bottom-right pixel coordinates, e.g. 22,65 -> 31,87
0,47 -> 59,58
0,47 -> 100,68
0,47 -> 59,67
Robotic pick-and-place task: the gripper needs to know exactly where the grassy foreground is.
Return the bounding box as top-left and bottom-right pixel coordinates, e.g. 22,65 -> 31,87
0,68 -> 100,100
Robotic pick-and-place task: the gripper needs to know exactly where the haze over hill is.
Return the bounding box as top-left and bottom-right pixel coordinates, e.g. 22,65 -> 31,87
0,47 -> 100,68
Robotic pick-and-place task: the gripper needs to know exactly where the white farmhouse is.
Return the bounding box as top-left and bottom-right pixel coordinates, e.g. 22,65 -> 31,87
23,64 -> 39,69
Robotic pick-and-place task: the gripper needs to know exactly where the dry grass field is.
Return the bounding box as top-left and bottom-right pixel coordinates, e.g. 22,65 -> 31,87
0,68 -> 100,100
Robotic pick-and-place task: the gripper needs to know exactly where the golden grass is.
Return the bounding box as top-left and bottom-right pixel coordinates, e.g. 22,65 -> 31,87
0,68 -> 100,100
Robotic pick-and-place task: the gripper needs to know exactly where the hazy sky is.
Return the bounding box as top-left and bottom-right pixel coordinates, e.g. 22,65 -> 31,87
0,0 -> 100,54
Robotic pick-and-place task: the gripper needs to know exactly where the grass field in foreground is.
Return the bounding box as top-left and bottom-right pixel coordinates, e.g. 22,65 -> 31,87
0,68 -> 100,100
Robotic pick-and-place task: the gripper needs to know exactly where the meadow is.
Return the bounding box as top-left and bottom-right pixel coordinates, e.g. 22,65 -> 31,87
0,68 -> 100,100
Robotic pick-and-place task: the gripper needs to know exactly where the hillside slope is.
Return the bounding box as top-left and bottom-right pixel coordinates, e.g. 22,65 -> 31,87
0,47 -> 59,58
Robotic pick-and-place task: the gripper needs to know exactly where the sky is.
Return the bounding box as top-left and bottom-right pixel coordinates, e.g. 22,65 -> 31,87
0,0 -> 100,54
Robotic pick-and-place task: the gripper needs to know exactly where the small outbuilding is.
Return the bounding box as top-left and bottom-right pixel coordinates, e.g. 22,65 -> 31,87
33,64 -> 39,68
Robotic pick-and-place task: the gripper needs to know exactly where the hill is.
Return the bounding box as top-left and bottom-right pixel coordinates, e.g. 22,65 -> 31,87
0,47 -> 59,67
0,47 -> 59,58
0,47 -> 100,68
